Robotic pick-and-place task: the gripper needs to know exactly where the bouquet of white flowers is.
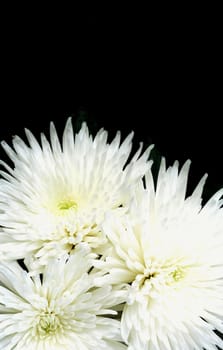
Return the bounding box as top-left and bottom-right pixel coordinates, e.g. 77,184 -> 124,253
0,118 -> 222,350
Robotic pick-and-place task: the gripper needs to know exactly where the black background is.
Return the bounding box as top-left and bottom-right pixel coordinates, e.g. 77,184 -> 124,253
1,9 -> 222,204
0,8 -> 222,346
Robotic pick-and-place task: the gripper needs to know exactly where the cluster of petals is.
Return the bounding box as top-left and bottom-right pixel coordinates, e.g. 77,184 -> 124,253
0,118 -> 222,349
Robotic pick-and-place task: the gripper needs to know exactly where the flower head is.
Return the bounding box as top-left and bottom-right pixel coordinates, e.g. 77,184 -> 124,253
0,118 -> 153,269
0,246 -> 127,350
95,159 -> 223,350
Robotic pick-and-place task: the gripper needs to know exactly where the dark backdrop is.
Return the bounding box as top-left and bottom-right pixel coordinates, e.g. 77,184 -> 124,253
1,10 -> 222,203
0,8 -> 222,346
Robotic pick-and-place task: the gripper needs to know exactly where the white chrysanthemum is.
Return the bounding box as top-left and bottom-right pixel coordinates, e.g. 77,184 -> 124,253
0,118 -> 153,268
0,245 -> 127,350
95,159 -> 223,350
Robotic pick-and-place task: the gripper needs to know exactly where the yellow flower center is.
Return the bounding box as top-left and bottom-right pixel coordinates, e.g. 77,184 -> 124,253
57,199 -> 77,212
36,311 -> 61,339
170,266 -> 185,282
134,260 -> 187,293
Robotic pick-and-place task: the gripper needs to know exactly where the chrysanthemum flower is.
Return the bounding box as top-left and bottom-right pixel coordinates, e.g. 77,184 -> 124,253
95,159 -> 223,350
0,118 -> 153,269
0,245 -> 127,350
